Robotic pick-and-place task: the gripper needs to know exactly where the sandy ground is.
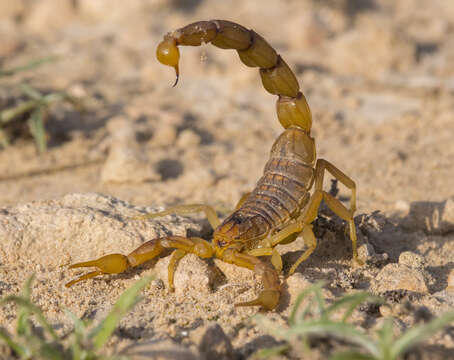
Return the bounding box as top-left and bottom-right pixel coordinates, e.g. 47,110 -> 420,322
1,0 -> 454,359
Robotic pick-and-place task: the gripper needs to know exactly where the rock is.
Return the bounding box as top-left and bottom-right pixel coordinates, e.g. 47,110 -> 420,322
361,212 -> 388,233
398,251 -> 424,269
150,278 -> 165,292
357,242 -> 374,261
190,322 -> 234,360
101,116 -> 160,184
0,193 -> 195,268
394,200 -> 410,214
447,269 -> 454,290
358,242 -> 388,265
120,338 -> 199,360
154,254 -> 215,297
176,129 -> 201,148
101,143 -> 160,184
373,263 -> 428,294
152,124 -> 178,147
401,197 -> 454,235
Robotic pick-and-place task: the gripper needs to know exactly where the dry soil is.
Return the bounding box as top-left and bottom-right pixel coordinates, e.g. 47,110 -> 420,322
1,1 -> 454,359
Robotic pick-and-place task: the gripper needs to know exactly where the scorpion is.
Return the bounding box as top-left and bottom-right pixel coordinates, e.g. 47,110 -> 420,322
66,20 -> 360,310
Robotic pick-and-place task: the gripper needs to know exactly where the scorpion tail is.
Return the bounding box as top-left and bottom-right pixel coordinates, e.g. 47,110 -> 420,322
156,37 -> 180,86
156,20 -> 312,132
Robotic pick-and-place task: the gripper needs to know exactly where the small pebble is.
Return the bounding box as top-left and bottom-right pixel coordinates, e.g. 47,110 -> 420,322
100,145 -> 160,184
379,304 -> 393,317
176,129 -> 201,148
151,279 -> 165,291
398,251 -> 424,268
154,254 -> 214,296
447,269 -> 454,290
373,263 -> 428,293
394,200 -> 410,213
190,322 -> 234,360
152,124 -> 177,146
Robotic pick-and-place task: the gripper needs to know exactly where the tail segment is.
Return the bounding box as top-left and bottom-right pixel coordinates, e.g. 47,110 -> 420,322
156,20 -> 312,132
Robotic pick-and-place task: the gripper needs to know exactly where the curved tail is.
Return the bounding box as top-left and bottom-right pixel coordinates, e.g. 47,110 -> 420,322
156,20 -> 312,132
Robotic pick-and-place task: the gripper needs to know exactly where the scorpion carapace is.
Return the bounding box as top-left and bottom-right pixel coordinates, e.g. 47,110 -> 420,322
66,20 -> 360,311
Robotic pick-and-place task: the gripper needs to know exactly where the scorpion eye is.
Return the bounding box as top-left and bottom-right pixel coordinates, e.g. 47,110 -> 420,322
214,237 -> 227,248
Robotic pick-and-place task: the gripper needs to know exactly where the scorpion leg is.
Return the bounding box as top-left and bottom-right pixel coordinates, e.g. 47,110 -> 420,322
219,248 -> 280,310
167,249 -> 187,291
248,222 -> 305,272
247,157 -> 359,276
133,204 -> 221,229
314,159 -> 362,265
247,247 -> 283,273
272,159 -> 360,274
263,158 -> 360,273
263,195 -> 321,275
66,236 -> 214,289
314,159 -> 356,213
264,173 -> 360,275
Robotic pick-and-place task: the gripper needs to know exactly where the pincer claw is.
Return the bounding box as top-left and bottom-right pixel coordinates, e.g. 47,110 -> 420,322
65,254 -> 130,288
235,289 -> 280,311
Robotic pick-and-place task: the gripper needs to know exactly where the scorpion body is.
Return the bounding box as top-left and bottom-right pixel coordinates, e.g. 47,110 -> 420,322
216,127 -> 315,248
66,20 -> 360,310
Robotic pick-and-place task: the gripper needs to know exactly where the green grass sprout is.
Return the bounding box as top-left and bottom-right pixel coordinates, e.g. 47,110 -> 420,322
90,276 -> 152,351
0,56 -> 58,78
257,282 -> 454,360
0,57 -> 83,152
0,275 -> 153,360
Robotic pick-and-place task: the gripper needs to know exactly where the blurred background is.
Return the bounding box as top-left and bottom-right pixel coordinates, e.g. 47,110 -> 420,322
1,0 -> 453,215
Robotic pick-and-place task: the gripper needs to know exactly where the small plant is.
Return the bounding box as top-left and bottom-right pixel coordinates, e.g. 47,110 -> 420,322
0,57 -> 82,152
257,282 -> 454,360
0,275 -> 153,360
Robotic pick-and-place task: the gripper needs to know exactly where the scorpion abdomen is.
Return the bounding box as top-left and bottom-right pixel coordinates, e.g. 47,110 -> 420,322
243,127 -> 316,227
215,127 -> 316,248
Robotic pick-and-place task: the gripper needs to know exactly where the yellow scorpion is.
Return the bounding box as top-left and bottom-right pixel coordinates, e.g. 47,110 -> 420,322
66,20 -> 360,310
